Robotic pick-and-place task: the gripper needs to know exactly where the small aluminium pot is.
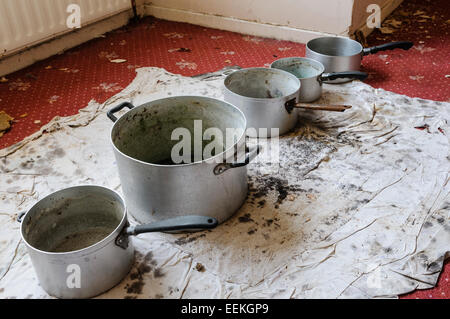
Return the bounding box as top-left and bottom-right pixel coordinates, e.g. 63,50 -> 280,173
306,37 -> 413,83
271,57 -> 368,102
223,67 -> 352,137
108,96 -> 260,224
19,185 -> 218,299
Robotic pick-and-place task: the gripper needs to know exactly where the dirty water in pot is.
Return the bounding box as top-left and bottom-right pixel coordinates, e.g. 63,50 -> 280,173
110,97 -> 245,165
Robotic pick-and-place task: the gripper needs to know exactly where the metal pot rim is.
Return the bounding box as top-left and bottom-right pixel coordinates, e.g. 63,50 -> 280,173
20,185 -> 128,257
306,36 -> 363,58
223,67 -> 301,102
109,95 -> 248,168
270,57 -> 325,80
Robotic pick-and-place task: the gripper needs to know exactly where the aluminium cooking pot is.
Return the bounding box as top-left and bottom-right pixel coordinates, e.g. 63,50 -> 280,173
107,96 -> 260,224
19,185 -> 218,299
306,37 -> 413,83
223,67 -> 351,137
271,57 -> 368,102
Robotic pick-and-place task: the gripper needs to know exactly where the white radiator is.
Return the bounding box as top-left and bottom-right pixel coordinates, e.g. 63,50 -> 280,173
0,0 -> 131,56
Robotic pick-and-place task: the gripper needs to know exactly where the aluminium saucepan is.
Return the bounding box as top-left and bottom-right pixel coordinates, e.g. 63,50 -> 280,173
108,96 -> 261,225
271,57 -> 368,102
19,185 -> 218,299
306,37 -> 413,83
223,67 -> 352,137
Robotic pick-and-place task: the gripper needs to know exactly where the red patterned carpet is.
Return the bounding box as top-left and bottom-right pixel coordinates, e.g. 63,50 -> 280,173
0,0 -> 448,298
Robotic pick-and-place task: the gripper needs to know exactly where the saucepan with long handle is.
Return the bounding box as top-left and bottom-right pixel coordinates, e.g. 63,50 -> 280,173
271,57 -> 368,102
19,185 -> 218,299
306,37 -> 413,83
223,67 -> 353,137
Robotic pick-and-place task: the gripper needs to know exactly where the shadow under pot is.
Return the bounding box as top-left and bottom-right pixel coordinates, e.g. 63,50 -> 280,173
270,57 -> 368,102
223,67 -> 352,137
107,96 -> 260,224
19,185 -> 218,299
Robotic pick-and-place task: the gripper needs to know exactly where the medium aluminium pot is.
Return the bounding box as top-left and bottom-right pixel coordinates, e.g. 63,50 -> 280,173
19,185 -> 218,299
270,57 -> 368,102
223,67 -> 352,137
107,96 -> 260,224
223,67 -> 300,137
306,37 -> 413,83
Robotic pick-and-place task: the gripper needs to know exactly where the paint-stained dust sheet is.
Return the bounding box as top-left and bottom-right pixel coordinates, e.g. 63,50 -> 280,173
0,67 -> 448,299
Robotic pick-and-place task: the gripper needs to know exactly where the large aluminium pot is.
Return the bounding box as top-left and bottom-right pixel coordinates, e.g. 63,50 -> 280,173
107,96 -> 260,224
306,37 -> 413,83
19,185 -> 218,299
223,68 -> 351,137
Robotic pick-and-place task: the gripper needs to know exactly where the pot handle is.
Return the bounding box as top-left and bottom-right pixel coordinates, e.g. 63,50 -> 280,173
107,102 -> 135,122
363,41 -> 413,56
116,216 -> 218,248
285,98 -> 351,113
125,215 -> 218,236
17,211 -> 26,223
320,71 -> 368,82
213,144 -> 262,175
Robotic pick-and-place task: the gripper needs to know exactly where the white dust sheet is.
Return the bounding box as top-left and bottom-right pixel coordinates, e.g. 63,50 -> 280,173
0,67 -> 448,299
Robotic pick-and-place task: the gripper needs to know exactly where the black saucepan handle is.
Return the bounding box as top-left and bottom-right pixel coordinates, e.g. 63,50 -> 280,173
107,102 -> 135,122
320,71 -> 368,82
363,41 -> 413,56
126,216 -> 218,236
17,211 -> 26,222
229,145 -> 262,168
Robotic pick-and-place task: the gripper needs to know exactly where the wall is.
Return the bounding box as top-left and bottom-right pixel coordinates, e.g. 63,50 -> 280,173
145,0 -> 404,42
150,0 -> 353,34
145,0 -> 355,43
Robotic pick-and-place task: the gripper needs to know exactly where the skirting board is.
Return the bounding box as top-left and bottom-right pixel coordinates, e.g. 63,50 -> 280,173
0,9 -> 136,77
144,4 -> 344,44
